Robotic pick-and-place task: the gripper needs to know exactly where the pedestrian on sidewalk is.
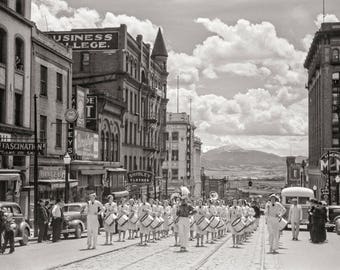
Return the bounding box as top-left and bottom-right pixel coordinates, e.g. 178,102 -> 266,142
288,198 -> 302,241
44,201 -> 51,240
37,199 -> 49,243
311,201 -> 327,243
0,208 -> 15,254
176,187 -> 196,252
83,193 -> 104,249
265,194 -> 286,254
51,199 -> 64,242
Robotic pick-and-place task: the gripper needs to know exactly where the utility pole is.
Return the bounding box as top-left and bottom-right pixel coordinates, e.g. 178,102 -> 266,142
33,94 -> 38,237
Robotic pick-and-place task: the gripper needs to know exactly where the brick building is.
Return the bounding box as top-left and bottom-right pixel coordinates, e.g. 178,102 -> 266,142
304,22 -> 340,202
47,25 -> 168,199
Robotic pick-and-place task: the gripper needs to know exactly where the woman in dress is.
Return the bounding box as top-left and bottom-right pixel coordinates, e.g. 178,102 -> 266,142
137,195 -> 152,246
117,198 -> 129,242
103,195 -> 117,245
194,199 -> 207,247
127,199 -> 138,240
171,198 -> 180,246
162,200 -> 171,237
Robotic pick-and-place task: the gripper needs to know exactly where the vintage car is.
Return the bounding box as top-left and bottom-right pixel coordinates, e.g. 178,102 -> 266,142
326,205 -> 340,233
0,201 -> 31,246
48,202 -> 87,239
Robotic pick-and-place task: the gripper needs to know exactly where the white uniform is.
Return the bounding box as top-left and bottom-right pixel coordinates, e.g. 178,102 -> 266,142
128,203 -> 138,231
171,204 -> 179,233
138,202 -> 152,234
117,204 -> 129,231
103,202 -> 117,233
229,205 -> 242,235
265,201 -> 286,251
163,205 -> 171,231
194,205 -> 208,235
84,200 -> 104,249
288,204 -> 302,239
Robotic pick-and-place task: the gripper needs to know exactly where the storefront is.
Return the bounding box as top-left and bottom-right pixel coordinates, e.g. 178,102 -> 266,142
0,169 -> 21,202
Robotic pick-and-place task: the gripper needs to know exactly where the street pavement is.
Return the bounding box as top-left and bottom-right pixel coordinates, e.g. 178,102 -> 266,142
1,218 -> 339,270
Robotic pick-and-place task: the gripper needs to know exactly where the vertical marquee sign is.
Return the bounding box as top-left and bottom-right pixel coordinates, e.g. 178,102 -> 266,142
186,125 -> 191,179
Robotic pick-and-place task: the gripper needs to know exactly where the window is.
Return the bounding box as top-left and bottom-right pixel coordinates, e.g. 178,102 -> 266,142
106,132 -> 110,161
129,156 -> 132,171
15,37 -> 24,71
114,134 -> 119,162
130,59 -> 133,75
40,65 -> 47,96
125,88 -> 128,103
129,122 -> 133,144
133,156 -> 137,170
171,150 -> 179,161
333,48 -> 340,62
165,150 -> 169,161
101,131 -> 105,160
56,119 -> 62,148
125,55 -> 129,72
134,93 -> 137,114
134,62 -> 137,78
56,72 -> 62,101
39,115 -> 47,142
81,52 -> 90,71
141,70 -> 146,84
15,0 -> 24,16
124,119 -> 128,144
0,0 -> 8,7
164,132 -> 169,141
14,93 -> 22,126
171,169 -> 178,180
333,72 -> 340,86
172,132 -> 179,141
124,155 -> 127,169
162,169 -> 168,179
130,91 -> 133,113
0,88 -> 5,123
0,28 -> 6,64
134,124 -> 137,145
139,157 -> 142,170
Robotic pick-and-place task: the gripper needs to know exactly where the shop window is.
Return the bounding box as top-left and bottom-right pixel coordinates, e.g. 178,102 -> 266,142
56,119 -> 62,148
172,132 -> 179,141
333,48 -> 340,62
0,88 -> 5,123
81,52 -> 90,71
15,0 -> 24,16
40,65 -> 48,96
14,92 -> 22,126
15,37 -> 24,71
171,169 -> 178,180
172,150 -> 179,161
13,156 -> 25,166
56,72 -> 63,101
0,28 -> 7,64
39,115 -> 47,142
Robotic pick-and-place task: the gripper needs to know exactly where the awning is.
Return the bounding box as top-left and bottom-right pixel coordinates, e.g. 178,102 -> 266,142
38,179 -> 78,189
0,173 -> 20,182
112,190 -> 129,198
81,169 -> 106,175
106,168 -> 127,173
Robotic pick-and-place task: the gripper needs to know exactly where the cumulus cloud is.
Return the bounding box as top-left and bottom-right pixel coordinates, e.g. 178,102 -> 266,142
314,13 -> 339,29
31,0 -> 158,44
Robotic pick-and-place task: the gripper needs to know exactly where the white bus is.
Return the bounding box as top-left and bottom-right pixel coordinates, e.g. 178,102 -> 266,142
281,187 -> 315,226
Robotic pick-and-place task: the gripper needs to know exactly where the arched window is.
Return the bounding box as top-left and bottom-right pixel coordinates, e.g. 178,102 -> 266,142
15,0 -> 24,16
106,132 -> 110,161
333,48 -> 340,62
15,37 -> 24,71
114,134 -> 119,162
101,131 -> 105,161
111,133 -> 115,162
0,28 -> 7,65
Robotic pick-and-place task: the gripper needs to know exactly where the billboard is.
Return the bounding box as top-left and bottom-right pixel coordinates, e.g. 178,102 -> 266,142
74,130 -> 99,160
48,32 -> 119,50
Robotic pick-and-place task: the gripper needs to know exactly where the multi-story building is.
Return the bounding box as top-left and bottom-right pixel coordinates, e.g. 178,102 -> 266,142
285,157 -> 306,187
0,0 -> 33,216
304,22 -> 340,202
31,26 -> 73,203
162,112 -> 202,198
46,25 -> 168,199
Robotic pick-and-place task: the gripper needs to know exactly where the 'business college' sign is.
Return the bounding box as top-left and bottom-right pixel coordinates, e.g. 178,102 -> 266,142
48,32 -> 119,50
127,171 -> 153,184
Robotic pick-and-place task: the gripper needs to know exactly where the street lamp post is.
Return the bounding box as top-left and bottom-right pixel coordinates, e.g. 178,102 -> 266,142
313,185 -> 317,199
335,176 -> 340,205
301,160 -> 306,187
63,153 -> 71,203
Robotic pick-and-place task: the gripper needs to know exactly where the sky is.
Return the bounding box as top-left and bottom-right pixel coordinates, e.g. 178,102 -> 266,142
30,0 -> 340,156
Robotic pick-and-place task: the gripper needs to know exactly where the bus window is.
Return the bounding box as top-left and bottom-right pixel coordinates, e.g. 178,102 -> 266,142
285,197 -> 297,204
298,197 -> 310,205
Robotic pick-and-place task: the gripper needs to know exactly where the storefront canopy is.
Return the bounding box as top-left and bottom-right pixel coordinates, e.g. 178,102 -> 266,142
112,190 -> 129,198
0,173 -> 20,181
106,168 -> 127,173
81,169 -> 106,175
38,179 -> 78,189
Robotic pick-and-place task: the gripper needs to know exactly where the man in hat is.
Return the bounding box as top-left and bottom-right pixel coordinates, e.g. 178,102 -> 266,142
176,195 -> 196,252
308,198 -> 317,242
37,199 -> 49,243
83,193 -> 104,249
265,194 -> 286,253
51,199 -> 64,242
288,198 -> 302,240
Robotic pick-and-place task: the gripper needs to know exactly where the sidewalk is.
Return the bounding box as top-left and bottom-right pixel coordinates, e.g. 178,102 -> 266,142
1,233 -> 139,270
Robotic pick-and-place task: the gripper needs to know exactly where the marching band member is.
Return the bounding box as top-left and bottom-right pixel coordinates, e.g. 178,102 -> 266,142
103,195 -> 117,245
238,199 -> 246,243
163,200 -> 171,237
189,200 -> 197,241
83,193 -> 104,250
194,199 -> 207,247
137,195 -> 152,246
117,198 -> 129,242
154,200 -> 164,240
127,199 -> 138,240
229,199 -> 242,248
206,200 -> 217,244
265,194 -> 286,254
177,187 -> 196,252
149,198 -> 157,242
171,198 -> 180,246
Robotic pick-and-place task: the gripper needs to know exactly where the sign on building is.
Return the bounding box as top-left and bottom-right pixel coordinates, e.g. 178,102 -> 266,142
86,95 -> 97,131
0,141 -> 46,155
74,130 -> 99,160
320,151 -> 340,174
127,171 -> 153,184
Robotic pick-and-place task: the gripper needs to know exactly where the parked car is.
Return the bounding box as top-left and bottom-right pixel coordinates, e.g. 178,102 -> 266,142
326,205 -> 340,233
0,201 -> 30,246
48,202 -> 87,239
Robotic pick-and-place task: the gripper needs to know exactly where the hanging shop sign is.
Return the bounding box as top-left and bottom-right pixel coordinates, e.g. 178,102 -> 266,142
186,125 -> 191,179
74,130 -> 99,160
127,171 -> 153,184
86,95 -> 97,131
0,141 -> 45,155
48,32 -> 119,50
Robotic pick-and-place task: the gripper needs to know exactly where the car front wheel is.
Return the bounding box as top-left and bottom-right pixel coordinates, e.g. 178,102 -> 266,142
74,225 -> 82,239
19,228 -> 29,246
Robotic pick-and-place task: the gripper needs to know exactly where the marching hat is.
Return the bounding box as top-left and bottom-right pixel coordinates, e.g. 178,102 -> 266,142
89,193 -> 96,197
269,194 -> 279,201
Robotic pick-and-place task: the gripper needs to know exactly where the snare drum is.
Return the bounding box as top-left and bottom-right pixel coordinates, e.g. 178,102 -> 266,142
151,217 -> 161,229
231,217 -> 246,233
168,216 -> 174,227
104,213 -> 117,226
158,217 -> 164,225
140,214 -> 154,227
129,214 -> 138,224
209,216 -> 220,229
278,217 -> 288,231
190,217 -> 196,228
217,219 -> 225,229
197,216 -> 210,231
117,214 -> 129,226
